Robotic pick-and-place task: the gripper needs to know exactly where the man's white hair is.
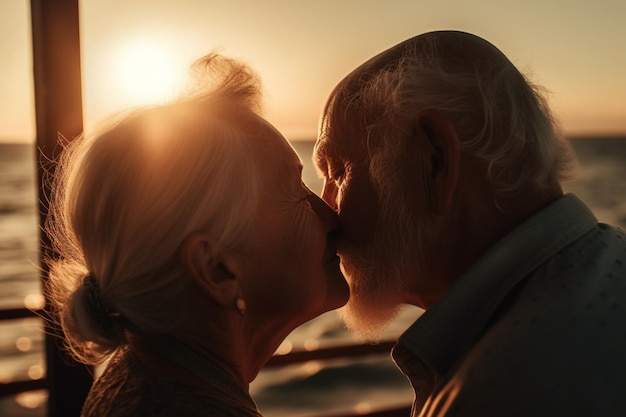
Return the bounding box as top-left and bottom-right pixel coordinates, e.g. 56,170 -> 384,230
320,31 -> 578,338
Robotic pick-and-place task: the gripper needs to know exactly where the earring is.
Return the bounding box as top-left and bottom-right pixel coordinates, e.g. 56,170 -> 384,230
235,297 -> 247,315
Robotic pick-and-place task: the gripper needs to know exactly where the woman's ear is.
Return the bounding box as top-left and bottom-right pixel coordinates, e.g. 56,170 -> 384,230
180,232 -> 241,309
410,109 -> 460,214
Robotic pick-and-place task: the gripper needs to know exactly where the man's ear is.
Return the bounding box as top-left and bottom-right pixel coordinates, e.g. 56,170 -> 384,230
180,232 -> 241,309
410,109 -> 460,214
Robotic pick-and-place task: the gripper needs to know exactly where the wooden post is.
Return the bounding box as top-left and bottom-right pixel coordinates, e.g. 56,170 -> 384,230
30,1 -> 92,416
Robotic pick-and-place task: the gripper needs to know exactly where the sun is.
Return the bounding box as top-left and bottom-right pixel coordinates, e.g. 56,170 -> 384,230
115,42 -> 186,105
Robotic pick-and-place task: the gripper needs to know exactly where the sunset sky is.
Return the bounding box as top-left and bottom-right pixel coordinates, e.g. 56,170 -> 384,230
1,0 -> 625,144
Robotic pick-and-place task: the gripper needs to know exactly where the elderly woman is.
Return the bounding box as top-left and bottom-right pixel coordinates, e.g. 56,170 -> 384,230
45,54 -> 349,417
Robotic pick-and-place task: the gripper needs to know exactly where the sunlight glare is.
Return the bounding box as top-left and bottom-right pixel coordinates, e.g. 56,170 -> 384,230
28,364 -> 45,380
15,336 -> 32,352
303,338 -> 319,351
15,391 -> 47,409
303,360 -> 322,376
116,42 -> 185,105
24,293 -> 45,310
275,339 -> 293,355
354,402 -> 373,414
0,369 -> 11,384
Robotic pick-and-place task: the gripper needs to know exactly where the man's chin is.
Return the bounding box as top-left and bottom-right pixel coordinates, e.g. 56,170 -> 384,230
338,297 -> 402,342
338,262 -> 404,341
338,245 -> 411,340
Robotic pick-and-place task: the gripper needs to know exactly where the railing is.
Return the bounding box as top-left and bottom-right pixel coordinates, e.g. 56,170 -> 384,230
265,342 -> 412,416
0,307 -> 41,321
0,307 -> 48,397
265,341 -> 397,368
0,305 -> 413,416
0,309 -> 411,416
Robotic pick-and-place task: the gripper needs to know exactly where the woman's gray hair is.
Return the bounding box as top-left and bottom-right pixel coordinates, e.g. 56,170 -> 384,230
46,54 -> 265,364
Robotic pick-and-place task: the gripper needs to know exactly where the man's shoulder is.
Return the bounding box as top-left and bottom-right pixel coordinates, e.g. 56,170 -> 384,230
418,220 -> 626,417
458,221 -> 626,386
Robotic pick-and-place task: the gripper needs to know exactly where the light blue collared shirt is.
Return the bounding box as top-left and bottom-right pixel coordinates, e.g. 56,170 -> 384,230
393,194 -> 626,416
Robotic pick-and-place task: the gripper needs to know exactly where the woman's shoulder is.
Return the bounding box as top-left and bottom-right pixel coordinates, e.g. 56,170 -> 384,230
80,347 -> 262,417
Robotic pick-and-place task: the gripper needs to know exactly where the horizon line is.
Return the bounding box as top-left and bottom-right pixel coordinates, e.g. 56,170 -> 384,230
2,133 -> 626,145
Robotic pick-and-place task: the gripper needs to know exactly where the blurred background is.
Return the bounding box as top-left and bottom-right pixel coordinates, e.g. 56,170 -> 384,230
1,1 -> 624,416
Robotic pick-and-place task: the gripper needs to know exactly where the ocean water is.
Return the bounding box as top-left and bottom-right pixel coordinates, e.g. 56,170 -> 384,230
0,137 -> 625,416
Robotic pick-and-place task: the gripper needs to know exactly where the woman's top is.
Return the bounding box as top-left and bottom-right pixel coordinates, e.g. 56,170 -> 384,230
81,344 -> 262,417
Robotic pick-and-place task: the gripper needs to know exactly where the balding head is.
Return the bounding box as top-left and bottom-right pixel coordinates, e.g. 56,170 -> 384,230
319,30 -> 575,196
344,31 -> 511,88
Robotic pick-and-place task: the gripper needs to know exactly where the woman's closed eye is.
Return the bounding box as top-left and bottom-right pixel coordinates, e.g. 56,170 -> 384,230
300,194 -> 313,209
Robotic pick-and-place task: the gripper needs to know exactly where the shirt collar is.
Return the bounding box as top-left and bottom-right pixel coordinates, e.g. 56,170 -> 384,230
395,194 -> 598,376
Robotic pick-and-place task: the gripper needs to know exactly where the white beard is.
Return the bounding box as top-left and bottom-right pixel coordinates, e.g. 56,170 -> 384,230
338,246 -> 407,341
338,200 -> 437,341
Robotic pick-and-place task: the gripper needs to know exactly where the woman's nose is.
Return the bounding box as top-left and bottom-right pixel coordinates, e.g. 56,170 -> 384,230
306,192 -> 339,229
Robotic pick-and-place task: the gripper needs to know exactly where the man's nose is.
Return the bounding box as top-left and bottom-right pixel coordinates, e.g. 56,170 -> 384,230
321,180 -> 339,211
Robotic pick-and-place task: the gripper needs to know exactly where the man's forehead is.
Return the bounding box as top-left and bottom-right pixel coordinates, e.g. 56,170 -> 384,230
316,120 -> 373,170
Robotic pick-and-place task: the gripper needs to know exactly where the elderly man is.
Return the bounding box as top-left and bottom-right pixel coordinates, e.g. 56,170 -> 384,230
314,30 -> 626,416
